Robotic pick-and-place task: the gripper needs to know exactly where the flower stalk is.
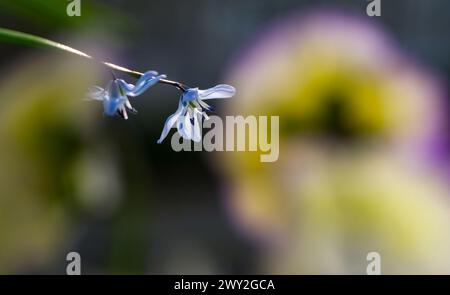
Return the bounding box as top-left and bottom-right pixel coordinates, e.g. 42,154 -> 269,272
0,27 -> 187,91
0,27 -> 235,142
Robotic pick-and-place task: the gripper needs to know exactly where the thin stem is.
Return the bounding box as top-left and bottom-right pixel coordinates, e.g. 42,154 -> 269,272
159,79 -> 188,91
0,27 -> 188,91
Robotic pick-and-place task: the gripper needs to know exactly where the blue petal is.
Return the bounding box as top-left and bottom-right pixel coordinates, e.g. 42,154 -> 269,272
126,71 -> 167,97
103,98 -> 126,116
104,80 -> 127,116
107,80 -> 124,99
157,101 -> 185,144
181,88 -> 199,104
116,80 -> 135,92
198,84 -> 236,100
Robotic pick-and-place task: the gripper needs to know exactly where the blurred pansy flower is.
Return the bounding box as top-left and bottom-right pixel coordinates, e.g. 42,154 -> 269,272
88,71 -> 166,119
157,85 -> 235,143
220,9 -> 449,274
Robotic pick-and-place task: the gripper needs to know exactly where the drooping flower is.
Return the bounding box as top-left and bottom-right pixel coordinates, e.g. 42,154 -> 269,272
88,71 -> 166,119
157,84 -> 236,143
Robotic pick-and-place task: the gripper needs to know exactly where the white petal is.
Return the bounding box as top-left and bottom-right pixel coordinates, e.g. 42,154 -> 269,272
125,99 -> 132,110
192,113 -> 202,142
198,84 -> 236,100
87,86 -> 107,101
177,112 -> 193,140
122,106 -> 128,120
197,99 -> 213,111
157,102 -> 185,144
192,107 -> 208,120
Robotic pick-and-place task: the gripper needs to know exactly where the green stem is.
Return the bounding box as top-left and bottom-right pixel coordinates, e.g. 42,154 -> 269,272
0,27 -> 187,91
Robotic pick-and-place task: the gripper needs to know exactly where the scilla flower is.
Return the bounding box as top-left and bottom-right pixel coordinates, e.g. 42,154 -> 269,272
157,84 -> 236,143
88,71 -> 166,119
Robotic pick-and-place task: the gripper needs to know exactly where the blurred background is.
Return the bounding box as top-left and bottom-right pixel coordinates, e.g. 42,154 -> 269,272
0,0 -> 449,274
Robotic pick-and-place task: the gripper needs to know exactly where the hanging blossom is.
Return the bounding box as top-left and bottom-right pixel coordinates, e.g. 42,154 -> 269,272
87,69 -> 235,143
157,85 -> 236,143
0,27 -> 236,143
88,71 -> 166,119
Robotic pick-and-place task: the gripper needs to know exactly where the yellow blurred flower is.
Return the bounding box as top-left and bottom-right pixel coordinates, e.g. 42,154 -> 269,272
220,10 -> 450,274
0,53 -> 105,273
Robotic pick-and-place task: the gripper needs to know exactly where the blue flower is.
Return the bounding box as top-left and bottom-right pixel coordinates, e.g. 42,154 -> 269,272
157,84 -> 236,143
88,71 -> 166,119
